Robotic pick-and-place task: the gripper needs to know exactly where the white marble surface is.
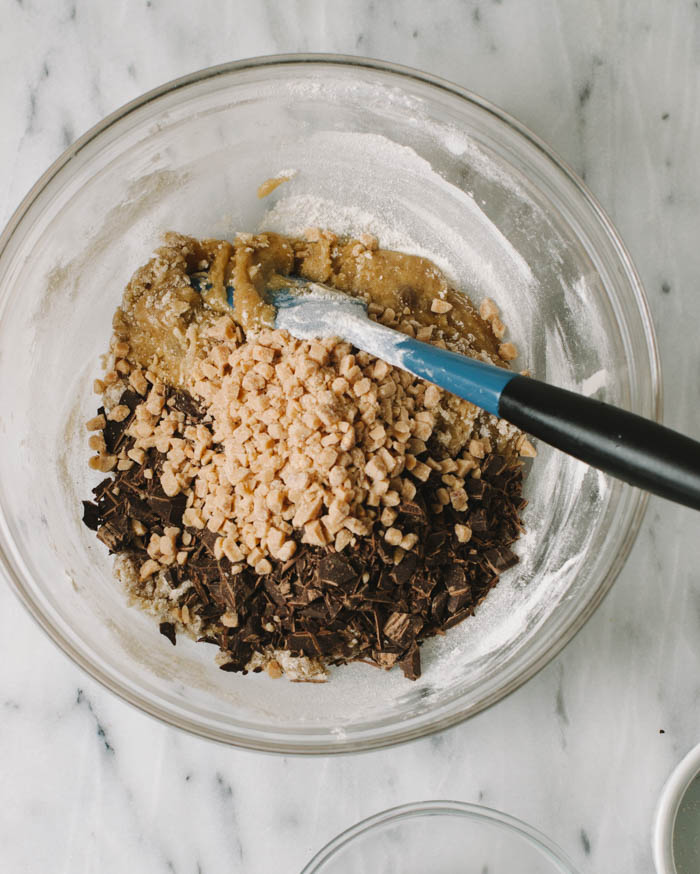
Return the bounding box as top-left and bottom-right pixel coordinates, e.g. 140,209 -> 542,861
2,1 -> 700,872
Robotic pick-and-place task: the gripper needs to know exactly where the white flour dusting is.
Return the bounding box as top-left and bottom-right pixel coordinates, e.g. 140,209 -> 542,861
260,129 -> 536,299
263,194 -> 460,284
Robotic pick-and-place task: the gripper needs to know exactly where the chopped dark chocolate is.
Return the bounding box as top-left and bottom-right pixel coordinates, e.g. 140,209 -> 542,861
82,389 -> 526,682
288,631 -> 321,656
169,389 -> 205,421
96,515 -> 129,552
482,454 -> 508,477
399,500 -> 426,519
383,612 -> 422,646
431,591 -> 449,624
198,527 -> 220,557
146,492 -> 187,527
82,500 -> 100,531
465,478 -> 487,500
159,622 -> 177,646
317,554 -> 357,588
468,508 -> 489,533
444,565 -> 470,596
102,391 -> 141,454
162,566 -> 180,589
391,552 -> 418,586
126,497 -> 159,525
425,530 -> 447,555
399,643 -> 421,681
447,591 -> 473,613
219,660 -> 243,672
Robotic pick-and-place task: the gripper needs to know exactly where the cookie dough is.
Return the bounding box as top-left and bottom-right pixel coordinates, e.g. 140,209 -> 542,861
83,228 -> 532,682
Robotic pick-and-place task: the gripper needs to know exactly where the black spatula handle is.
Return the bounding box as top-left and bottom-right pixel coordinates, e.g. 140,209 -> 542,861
499,375 -> 700,510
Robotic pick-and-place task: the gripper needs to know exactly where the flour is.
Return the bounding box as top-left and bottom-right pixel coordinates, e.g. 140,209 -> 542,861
262,193 -> 461,284
260,129 -> 536,299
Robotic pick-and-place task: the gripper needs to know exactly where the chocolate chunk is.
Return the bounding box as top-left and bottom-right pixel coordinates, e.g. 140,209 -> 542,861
169,390 -> 205,421
391,552 -> 418,586
443,608 -> 474,630
119,389 -> 143,413
199,527 -> 220,556
468,508 -> 488,533
102,418 -> 127,454
126,497 -> 158,525
92,477 -> 113,499
263,577 -> 289,608
465,478 -> 487,500
364,589 -> 395,604
215,575 -> 251,611
288,631 -> 322,656
163,567 -> 180,589
324,592 -> 345,620
399,500 -> 426,519
431,590 -> 449,623
376,540 -> 394,564
300,603 -> 330,620
444,565 -> 469,595
82,500 -> 100,531
219,660 -> 243,672
425,531 -> 447,555
494,546 -> 519,570
96,515 -> 129,552
199,602 -> 223,621
399,643 -> 421,681
239,616 -> 263,644
315,630 -> 344,654
383,612 -> 422,646
159,622 -> 177,646
482,454 -> 508,477
186,574 -> 208,604
317,554 -> 357,588
447,591 -> 473,613
377,569 -> 395,590
146,492 -> 187,526
412,575 -> 436,598
102,391 -> 141,454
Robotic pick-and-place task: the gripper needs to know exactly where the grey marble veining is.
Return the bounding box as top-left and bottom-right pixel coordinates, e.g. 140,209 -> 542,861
2,1 -> 700,872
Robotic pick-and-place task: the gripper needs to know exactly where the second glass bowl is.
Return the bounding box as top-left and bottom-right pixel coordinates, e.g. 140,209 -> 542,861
300,801 -> 580,873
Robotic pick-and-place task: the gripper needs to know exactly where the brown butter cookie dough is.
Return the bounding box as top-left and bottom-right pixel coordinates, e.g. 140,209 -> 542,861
113,229 -> 505,377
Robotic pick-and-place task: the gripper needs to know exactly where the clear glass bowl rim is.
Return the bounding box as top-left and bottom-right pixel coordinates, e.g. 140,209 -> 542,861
0,53 -> 660,753
299,799 -> 581,872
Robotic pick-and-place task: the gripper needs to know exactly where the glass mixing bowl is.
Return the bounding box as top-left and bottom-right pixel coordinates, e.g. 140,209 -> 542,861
0,55 -> 659,753
300,801 -> 580,873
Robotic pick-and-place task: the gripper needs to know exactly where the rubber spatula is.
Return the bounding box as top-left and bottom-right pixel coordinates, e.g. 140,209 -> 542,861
247,280 -> 700,511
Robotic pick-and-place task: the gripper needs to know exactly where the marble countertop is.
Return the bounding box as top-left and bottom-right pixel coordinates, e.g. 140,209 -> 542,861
2,2 -> 700,871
